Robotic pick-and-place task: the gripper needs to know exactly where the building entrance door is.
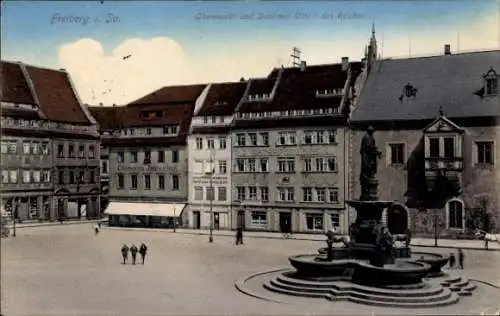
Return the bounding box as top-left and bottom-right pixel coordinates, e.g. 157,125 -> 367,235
214,212 -> 220,230
387,205 -> 408,234
279,212 -> 292,233
193,211 -> 201,229
237,210 -> 245,229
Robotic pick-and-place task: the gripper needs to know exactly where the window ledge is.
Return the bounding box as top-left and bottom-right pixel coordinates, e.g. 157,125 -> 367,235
300,171 -> 338,174
302,142 -> 338,146
233,171 -> 270,174
475,163 -> 494,169
276,201 -> 295,204
276,144 -> 298,147
275,171 -> 296,174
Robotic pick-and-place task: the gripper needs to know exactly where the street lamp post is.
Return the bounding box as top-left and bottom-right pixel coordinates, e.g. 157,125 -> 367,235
434,209 -> 439,247
173,207 -> 177,232
12,202 -> 18,237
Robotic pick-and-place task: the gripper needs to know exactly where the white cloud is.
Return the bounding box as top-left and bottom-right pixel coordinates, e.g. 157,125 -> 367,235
59,14 -> 498,105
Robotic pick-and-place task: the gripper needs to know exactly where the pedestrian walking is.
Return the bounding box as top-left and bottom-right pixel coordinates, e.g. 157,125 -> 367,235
139,243 -> 148,264
405,228 -> 412,248
235,227 -> 244,245
130,244 -> 138,265
121,244 -> 129,264
449,252 -> 455,269
93,223 -> 100,236
458,248 -> 464,269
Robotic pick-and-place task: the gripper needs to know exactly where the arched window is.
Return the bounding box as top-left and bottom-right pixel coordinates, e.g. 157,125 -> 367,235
448,200 -> 464,229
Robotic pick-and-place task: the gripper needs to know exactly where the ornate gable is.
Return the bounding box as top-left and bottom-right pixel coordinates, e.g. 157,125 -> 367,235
423,116 -> 463,134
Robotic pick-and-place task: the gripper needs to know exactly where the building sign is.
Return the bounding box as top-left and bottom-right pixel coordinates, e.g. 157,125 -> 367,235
192,175 -> 228,185
117,165 -> 178,173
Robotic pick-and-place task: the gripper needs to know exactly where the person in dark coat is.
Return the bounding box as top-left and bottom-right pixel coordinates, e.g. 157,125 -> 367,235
449,252 -> 456,269
458,248 -> 464,269
235,227 -> 243,245
139,243 -> 148,264
130,244 -> 138,265
404,228 -> 412,248
121,244 -> 129,264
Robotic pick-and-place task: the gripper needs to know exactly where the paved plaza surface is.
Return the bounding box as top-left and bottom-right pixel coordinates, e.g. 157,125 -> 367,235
2,225 -> 500,316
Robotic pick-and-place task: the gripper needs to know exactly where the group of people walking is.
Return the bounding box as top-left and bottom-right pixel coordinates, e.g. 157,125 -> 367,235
121,243 -> 148,265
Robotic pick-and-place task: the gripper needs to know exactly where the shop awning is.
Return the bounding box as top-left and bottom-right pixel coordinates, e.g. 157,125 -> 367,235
104,202 -> 185,217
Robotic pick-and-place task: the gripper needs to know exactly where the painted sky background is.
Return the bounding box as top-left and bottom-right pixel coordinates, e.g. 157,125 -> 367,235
1,0 -> 499,105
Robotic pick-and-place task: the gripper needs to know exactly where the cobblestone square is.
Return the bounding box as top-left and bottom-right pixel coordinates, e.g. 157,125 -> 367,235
2,225 -> 500,315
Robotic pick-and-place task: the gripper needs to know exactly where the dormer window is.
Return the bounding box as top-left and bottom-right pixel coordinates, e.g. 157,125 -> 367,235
486,78 -> 498,95
479,67 -> 499,97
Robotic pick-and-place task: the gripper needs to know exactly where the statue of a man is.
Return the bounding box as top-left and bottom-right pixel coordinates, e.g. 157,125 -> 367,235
360,126 -> 382,184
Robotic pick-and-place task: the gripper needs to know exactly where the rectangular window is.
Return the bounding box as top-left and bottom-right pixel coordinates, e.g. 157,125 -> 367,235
218,160 -> 227,174
429,138 -> 440,158
158,175 -> 165,190
8,141 -> 17,154
278,132 -> 296,146
260,187 -> 269,201
31,142 -> 40,155
315,158 -> 325,172
144,150 -> 151,164
10,170 -> 18,183
58,144 -> 65,158
69,170 -> 75,184
260,158 -> 269,172
89,169 -> 95,183
196,137 -> 203,150
486,78 -> 498,95
278,157 -> 295,173
207,138 -> 215,149
78,170 -> 85,183
41,143 -> 49,155
146,127 -> 152,135
330,213 -> 340,229
476,141 -> 494,164
2,170 -> 9,184
306,213 -> 323,230
88,146 -> 95,158
31,170 -> 40,183
249,133 -> 257,146
23,170 -> 31,183
278,187 -> 294,202
194,186 -> 203,200
23,142 -> 30,155
390,143 -> 405,164
218,187 -> 227,201
327,131 -> 337,144
328,187 -> 339,203
316,188 -> 326,202
131,151 -> 138,163
172,175 -> 179,190
250,211 -> 267,229
1,142 -> 8,154
42,170 -> 51,182
236,133 -> 246,146
327,158 -> 337,171
158,150 -> 165,163
248,186 -> 257,200
219,136 -> 227,149
260,132 -> 269,146
144,175 -> 151,190
304,132 -> 312,144
206,187 -> 214,201
59,170 -> 65,184
78,145 -> 85,159
444,138 -> 455,159
172,150 -> 179,163
303,187 -> 312,202
303,158 -> 312,172
211,116 -> 217,123
315,131 -> 324,144
248,159 -> 256,172
237,186 -> 246,201
117,152 -> 124,163
236,159 -> 245,172
131,174 -> 138,190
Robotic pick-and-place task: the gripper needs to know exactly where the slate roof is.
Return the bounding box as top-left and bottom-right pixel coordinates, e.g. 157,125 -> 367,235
128,84 -> 206,106
351,50 -> 500,123
197,82 -> 247,116
237,62 -> 362,113
0,60 -> 93,125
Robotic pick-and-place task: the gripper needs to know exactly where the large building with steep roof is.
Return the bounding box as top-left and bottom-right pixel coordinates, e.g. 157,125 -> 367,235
89,84 -> 206,228
350,46 -> 500,238
230,55 -> 365,233
1,60 -> 101,221
186,81 -> 247,229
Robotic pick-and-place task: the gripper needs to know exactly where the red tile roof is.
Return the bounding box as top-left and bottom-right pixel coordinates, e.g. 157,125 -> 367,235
197,82 -> 247,116
88,106 -> 124,130
0,61 -> 36,105
1,60 -> 93,125
121,103 -> 194,129
128,84 -> 206,106
237,62 -> 363,113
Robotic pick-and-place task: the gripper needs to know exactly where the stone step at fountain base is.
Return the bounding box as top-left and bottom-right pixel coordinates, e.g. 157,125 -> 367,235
440,277 -> 476,296
263,274 -> 461,308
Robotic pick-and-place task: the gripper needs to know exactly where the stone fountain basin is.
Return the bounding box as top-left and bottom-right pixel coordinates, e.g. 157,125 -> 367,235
412,252 -> 450,276
289,254 -> 432,286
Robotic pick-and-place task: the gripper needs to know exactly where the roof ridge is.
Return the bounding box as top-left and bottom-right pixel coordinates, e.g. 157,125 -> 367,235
18,63 -> 47,120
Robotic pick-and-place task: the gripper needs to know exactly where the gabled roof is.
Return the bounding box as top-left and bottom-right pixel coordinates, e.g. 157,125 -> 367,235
422,115 -> 464,133
351,50 -> 500,123
236,62 -> 362,113
121,103 -> 193,128
1,60 -> 94,125
196,81 -> 247,116
127,84 -> 206,106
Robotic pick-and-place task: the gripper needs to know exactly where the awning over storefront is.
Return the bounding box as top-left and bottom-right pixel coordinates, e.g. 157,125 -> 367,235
104,202 -> 185,217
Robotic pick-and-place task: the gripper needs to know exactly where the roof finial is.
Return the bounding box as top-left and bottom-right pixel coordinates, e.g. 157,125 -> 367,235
372,22 -> 376,37
438,106 -> 444,116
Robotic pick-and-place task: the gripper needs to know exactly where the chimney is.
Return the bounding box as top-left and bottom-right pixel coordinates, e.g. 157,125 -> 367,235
341,57 -> 349,71
300,60 -> 306,72
112,103 -> 116,107
444,44 -> 451,55
99,102 -> 104,107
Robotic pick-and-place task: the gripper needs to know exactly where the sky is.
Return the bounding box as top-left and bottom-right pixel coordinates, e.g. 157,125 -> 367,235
1,0 -> 499,106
